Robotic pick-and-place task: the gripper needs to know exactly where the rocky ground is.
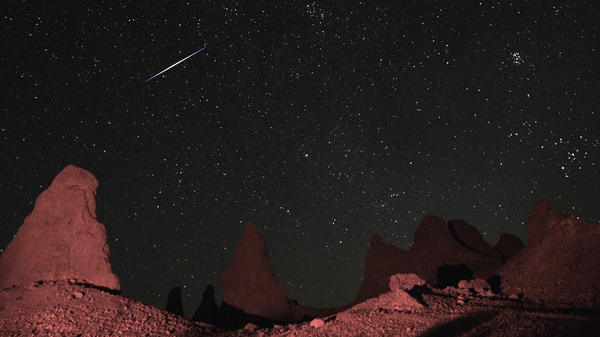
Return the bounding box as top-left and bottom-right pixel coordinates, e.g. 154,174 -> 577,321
1,281 -> 599,337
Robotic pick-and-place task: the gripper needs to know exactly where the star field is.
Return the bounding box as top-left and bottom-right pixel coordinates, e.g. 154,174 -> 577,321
1,1 -> 599,316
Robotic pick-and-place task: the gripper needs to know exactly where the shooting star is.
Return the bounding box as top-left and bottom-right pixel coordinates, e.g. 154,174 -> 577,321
146,46 -> 206,82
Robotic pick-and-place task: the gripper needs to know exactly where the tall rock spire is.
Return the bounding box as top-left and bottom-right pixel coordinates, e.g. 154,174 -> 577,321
0,165 -> 120,291
220,222 -> 292,321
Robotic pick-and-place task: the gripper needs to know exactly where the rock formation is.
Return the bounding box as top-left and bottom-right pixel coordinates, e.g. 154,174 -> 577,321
497,200 -> 600,308
493,233 -> 525,261
354,234 -> 409,302
0,165 -> 120,291
526,199 -> 570,246
355,215 -> 504,303
192,284 -> 220,326
165,286 -> 185,317
220,222 -> 293,321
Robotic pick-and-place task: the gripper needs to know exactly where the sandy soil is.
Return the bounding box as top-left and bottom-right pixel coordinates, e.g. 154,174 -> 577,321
1,281 -> 599,336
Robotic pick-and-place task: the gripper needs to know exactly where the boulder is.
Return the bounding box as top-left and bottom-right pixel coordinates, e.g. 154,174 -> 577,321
494,233 -> 525,261
0,165 -> 120,291
220,222 -> 292,321
389,273 -> 425,292
458,279 -> 493,297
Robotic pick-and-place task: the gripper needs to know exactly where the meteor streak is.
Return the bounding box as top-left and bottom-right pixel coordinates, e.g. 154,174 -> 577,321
146,46 -> 206,82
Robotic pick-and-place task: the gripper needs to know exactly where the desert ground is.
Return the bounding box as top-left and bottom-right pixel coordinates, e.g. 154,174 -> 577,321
1,280 -> 599,337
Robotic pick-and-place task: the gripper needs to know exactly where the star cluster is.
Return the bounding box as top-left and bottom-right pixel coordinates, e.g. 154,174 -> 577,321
1,2 -> 599,316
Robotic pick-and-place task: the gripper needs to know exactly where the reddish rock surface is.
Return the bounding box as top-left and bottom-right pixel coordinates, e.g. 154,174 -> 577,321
220,222 -> 293,321
389,273 -> 425,292
497,201 -> 600,307
0,165 -> 120,291
2,280 -> 599,336
526,199 -> 569,246
494,233 -> 525,260
409,217 -> 504,283
355,215 -> 504,303
354,234 -> 409,302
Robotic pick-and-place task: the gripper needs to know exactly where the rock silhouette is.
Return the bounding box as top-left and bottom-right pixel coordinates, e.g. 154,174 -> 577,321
0,165 -> 120,291
165,286 -> 185,317
192,284 -> 220,326
493,233 -> 525,261
220,222 -> 293,321
355,215 -> 504,303
497,200 -> 600,307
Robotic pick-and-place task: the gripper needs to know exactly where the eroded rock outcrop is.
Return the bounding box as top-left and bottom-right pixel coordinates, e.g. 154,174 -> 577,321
494,233 -> 525,261
497,200 -> 600,308
354,234 -> 409,302
355,215 -> 504,303
526,200 -> 570,246
0,165 -> 120,291
220,222 -> 293,321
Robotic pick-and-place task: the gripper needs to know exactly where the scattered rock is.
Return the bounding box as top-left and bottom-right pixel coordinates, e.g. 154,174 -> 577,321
220,222 -> 292,321
351,288 -> 424,312
0,165 -> 120,292
0,281 -> 216,336
458,279 -> 494,297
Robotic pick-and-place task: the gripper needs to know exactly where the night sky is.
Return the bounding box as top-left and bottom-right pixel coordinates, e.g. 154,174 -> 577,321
2,1 -> 599,317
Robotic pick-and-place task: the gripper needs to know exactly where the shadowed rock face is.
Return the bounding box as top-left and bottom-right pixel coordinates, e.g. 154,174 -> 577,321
498,200 -> 600,307
355,215 -> 504,303
165,286 -> 185,317
408,216 -> 504,283
220,222 -> 292,321
192,284 -> 220,325
494,233 -> 525,261
0,165 -> 120,291
354,234 -> 409,302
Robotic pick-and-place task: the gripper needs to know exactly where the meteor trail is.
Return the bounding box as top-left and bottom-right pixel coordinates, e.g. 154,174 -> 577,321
146,46 -> 206,82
